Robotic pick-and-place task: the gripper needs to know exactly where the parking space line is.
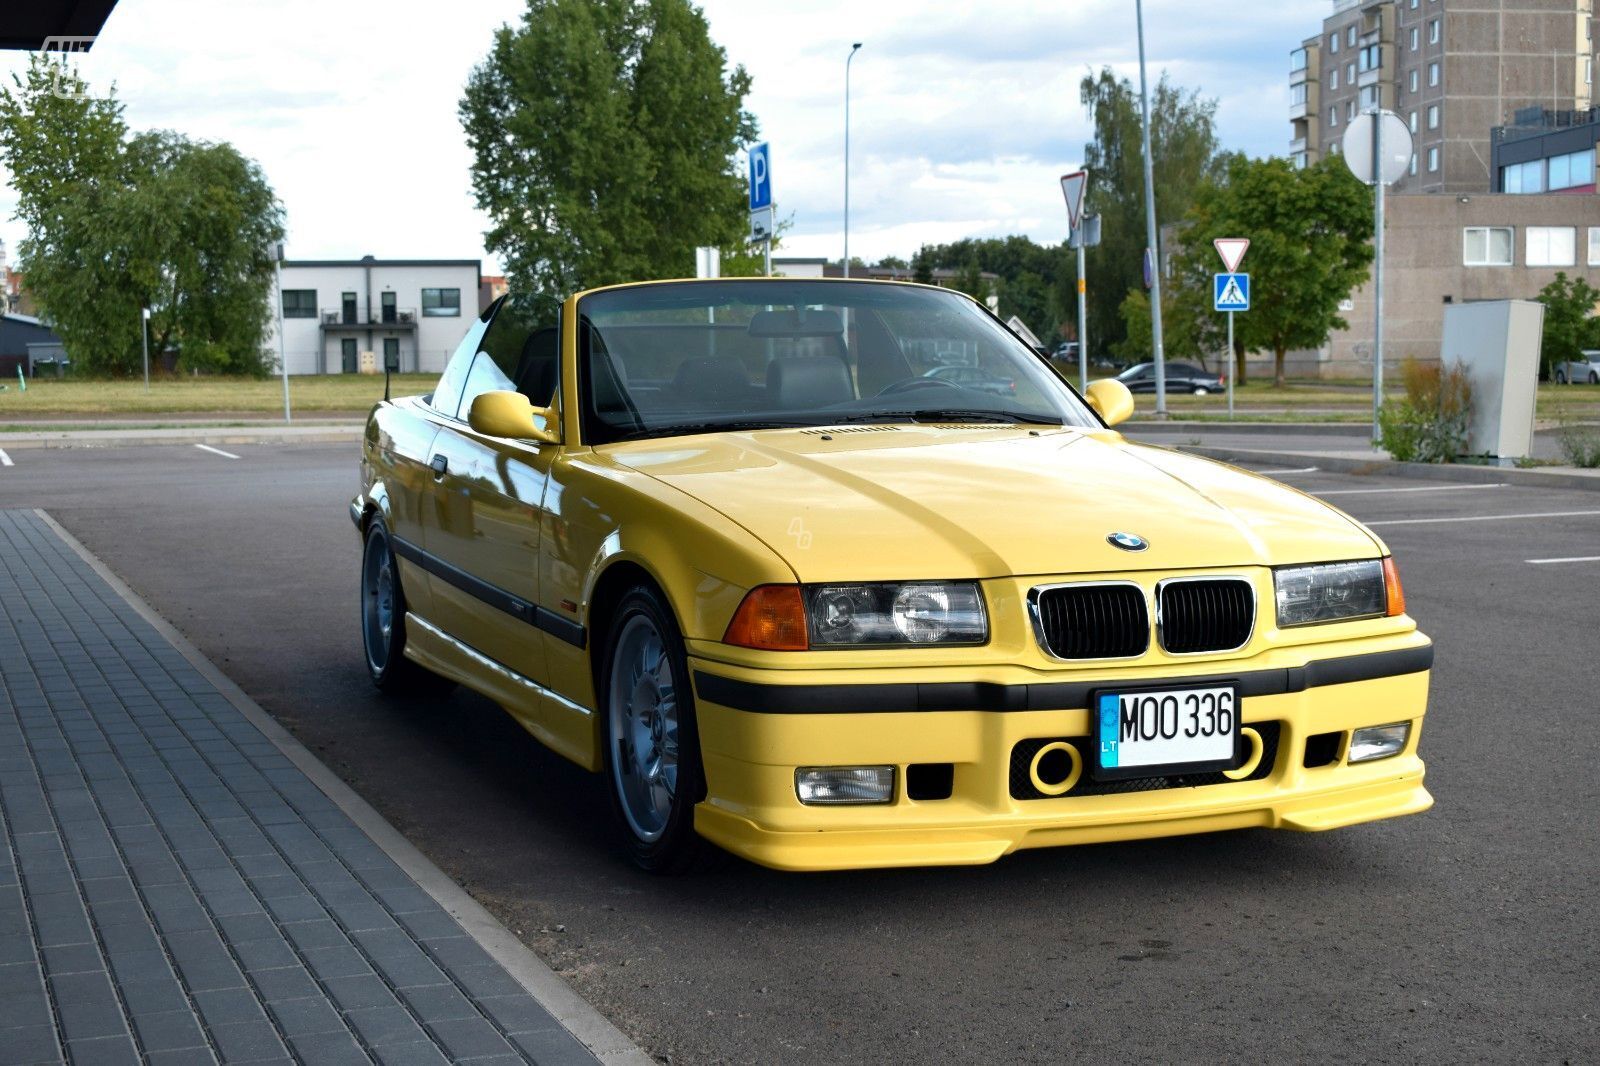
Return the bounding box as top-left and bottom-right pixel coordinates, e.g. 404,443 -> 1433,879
193,444 -> 240,459
1252,466 -> 1320,474
1314,484 -> 1505,497
1526,556 -> 1600,565
1368,510 -> 1600,527
0,448 -> 11,467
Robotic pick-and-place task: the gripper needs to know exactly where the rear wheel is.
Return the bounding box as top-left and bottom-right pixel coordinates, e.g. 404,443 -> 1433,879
600,583 -> 714,873
360,517 -> 447,693
1192,386 -> 1209,395
1556,370 -> 1568,384
1589,371 -> 1598,385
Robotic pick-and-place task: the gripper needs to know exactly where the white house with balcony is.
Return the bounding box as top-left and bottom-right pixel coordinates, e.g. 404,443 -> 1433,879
268,256 -> 481,375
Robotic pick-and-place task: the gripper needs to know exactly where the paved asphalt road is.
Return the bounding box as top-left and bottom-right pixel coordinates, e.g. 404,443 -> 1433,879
1,439 -> 1596,1063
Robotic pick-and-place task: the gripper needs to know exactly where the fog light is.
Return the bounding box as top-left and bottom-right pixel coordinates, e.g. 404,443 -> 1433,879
1349,723 -> 1410,763
795,766 -> 895,805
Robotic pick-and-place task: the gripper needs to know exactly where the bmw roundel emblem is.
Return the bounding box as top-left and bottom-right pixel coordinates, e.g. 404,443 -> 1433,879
1107,532 -> 1148,552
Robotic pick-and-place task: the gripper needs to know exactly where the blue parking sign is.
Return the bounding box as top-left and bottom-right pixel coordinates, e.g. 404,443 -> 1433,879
1214,272 -> 1250,312
748,143 -> 772,211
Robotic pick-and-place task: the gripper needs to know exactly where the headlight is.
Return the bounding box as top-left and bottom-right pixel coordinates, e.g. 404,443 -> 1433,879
806,582 -> 987,646
1273,560 -> 1388,627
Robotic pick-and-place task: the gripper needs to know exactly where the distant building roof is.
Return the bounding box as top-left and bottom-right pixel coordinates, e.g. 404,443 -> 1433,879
282,258 -> 481,269
2,312 -> 42,326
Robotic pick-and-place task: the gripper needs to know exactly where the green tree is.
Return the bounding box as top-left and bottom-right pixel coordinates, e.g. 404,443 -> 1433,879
461,0 -> 755,316
1111,287 -> 1204,370
1535,272 -> 1600,378
0,56 -> 283,376
1079,68 -> 1224,358
1176,156 -> 1373,387
908,235 -> 1072,339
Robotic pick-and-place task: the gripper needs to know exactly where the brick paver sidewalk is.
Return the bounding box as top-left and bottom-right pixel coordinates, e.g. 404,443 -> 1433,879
0,509 -> 597,1065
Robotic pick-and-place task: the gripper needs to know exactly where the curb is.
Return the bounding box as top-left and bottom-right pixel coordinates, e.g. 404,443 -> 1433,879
1179,445 -> 1600,493
34,509 -> 652,1066
0,427 -> 362,450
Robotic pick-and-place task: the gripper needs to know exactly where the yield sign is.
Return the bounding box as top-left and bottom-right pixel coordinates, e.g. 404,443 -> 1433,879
1060,171 -> 1088,232
1214,238 -> 1249,273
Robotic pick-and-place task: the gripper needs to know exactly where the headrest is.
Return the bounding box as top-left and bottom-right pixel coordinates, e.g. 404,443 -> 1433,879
747,308 -> 845,338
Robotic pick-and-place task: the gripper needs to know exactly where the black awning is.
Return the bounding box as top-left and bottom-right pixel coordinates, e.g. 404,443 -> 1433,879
0,0 -> 119,51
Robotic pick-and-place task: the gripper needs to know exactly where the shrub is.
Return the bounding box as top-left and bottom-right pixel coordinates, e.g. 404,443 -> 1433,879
1377,358 -> 1473,463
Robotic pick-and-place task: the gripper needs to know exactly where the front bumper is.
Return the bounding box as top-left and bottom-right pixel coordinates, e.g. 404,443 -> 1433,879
689,636 -> 1432,871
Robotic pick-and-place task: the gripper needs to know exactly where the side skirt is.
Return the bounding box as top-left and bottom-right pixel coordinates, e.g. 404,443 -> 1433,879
404,613 -> 601,773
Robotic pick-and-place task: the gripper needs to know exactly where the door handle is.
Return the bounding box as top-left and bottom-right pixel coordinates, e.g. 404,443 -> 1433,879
430,454 -> 448,479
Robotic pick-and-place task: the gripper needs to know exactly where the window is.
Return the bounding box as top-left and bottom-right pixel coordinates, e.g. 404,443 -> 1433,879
281,290 -> 316,318
1410,69 -> 1419,92
1359,45 -> 1381,72
1348,26 -> 1357,46
1348,100 -> 1357,120
1291,48 -> 1308,73
1330,105 -> 1339,126
1410,27 -> 1419,50
1410,152 -> 1418,176
1427,146 -> 1439,171
1463,227 -> 1513,266
1427,104 -> 1439,129
1360,86 -> 1379,108
1291,150 -> 1308,170
430,317 -> 487,417
1527,227 -> 1577,267
1502,158 -> 1544,193
458,296 -> 558,416
1409,110 -> 1418,132
1347,61 -> 1357,83
1329,32 -> 1339,54
1589,227 -> 1600,266
1428,61 -> 1439,86
1331,67 -> 1340,90
1409,0 -> 1418,8
1292,83 -> 1308,105
1548,148 -> 1596,191
421,287 -> 461,317
1428,18 -> 1440,43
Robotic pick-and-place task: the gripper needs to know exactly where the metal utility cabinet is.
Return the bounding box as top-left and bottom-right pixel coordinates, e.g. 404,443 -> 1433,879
1439,300 -> 1544,465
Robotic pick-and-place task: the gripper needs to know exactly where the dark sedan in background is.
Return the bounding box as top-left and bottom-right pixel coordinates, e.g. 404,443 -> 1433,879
1117,361 -> 1226,395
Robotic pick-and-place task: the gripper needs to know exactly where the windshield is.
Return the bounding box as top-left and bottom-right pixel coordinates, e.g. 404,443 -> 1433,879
576,280 -> 1099,444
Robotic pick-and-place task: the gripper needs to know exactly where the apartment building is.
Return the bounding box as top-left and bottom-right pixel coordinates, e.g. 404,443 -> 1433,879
1292,0 -> 1596,193
268,256 -> 480,375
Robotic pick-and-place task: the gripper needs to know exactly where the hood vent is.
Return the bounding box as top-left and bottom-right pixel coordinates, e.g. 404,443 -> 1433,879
800,425 -> 902,435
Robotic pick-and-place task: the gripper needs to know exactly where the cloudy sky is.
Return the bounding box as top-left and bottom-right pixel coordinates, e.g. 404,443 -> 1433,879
0,0 -> 1327,275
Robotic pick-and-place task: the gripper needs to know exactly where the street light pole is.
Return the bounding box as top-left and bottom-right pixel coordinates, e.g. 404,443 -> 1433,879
1135,0 -> 1168,416
140,307 -> 150,391
271,242 -> 290,423
844,42 -> 862,278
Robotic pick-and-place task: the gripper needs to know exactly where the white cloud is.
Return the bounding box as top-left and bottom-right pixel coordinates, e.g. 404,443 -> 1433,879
0,0 -> 1326,278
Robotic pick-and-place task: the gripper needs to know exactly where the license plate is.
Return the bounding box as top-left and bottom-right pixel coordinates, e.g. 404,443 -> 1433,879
1094,685 -> 1238,780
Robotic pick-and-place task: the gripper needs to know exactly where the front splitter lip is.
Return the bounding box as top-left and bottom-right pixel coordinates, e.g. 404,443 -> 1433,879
692,767 -> 1432,872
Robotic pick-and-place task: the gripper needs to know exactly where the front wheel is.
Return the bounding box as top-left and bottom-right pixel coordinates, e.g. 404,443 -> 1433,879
1192,386 -> 1209,395
361,517 -> 448,693
1589,372 -> 1598,385
600,584 -> 714,873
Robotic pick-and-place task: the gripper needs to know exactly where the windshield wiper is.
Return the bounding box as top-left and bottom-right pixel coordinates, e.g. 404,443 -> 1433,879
828,409 -> 1065,427
616,419 -> 811,441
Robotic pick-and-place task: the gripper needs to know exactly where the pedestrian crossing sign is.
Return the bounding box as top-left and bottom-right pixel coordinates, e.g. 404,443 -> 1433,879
1214,272 -> 1250,312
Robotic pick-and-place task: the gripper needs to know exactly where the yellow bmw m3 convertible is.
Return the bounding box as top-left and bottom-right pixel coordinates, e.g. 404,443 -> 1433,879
352,278 -> 1432,872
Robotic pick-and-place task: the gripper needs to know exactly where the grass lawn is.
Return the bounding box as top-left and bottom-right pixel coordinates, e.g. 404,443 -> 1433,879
0,374 -> 438,416
1,371 -> 1597,422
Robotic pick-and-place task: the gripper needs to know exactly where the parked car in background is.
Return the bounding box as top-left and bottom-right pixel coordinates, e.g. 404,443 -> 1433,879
922,364 -> 1016,396
1117,361 -> 1226,395
1553,351 -> 1600,384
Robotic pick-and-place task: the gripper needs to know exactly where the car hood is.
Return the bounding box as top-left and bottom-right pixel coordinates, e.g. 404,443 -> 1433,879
605,426 -> 1381,582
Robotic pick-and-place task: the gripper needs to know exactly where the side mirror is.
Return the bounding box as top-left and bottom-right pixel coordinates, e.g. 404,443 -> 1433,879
1084,378 -> 1134,427
467,390 -> 558,444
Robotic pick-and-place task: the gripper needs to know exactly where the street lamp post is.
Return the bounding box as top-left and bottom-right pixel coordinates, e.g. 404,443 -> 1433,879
1135,0 -> 1168,415
844,42 -> 862,278
140,307 -> 150,391
270,241 -> 290,423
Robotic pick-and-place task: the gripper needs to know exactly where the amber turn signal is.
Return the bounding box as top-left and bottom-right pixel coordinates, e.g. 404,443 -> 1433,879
723,585 -> 808,650
1382,556 -> 1405,617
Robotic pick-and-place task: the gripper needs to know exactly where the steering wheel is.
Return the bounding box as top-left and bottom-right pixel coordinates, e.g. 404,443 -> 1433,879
875,377 -> 965,397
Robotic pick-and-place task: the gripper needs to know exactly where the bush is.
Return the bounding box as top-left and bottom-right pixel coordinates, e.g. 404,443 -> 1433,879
1377,358 -> 1473,463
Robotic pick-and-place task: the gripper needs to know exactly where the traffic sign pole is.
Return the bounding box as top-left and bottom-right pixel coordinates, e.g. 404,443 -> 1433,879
1371,112 -> 1385,444
1226,310 -> 1234,420
1076,244 -> 1088,392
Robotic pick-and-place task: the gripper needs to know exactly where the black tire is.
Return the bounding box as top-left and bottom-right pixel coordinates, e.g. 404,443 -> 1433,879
1589,372 -> 1598,385
1556,371 -> 1567,384
360,517 -> 448,693
599,583 -> 717,874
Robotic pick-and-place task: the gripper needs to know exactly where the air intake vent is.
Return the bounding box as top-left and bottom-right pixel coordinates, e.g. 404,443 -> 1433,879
1030,583 -> 1149,660
800,425 -> 902,435
1157,578 -> 1255,654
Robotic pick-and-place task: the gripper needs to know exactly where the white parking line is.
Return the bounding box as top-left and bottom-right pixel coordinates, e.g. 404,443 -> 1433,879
1527,556 -> 1600,565
1252,466 -> 1320,474
193,444 -> 240,460
1315,484 -> 1505,497
0,448 -> 11,467
1368,510 -> 1600,527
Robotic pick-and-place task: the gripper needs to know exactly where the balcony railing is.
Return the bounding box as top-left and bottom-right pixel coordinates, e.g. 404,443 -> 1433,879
319,308 -> 417,327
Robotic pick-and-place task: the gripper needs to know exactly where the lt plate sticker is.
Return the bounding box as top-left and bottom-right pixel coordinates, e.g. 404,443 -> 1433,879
1098,694 -> 1123,768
